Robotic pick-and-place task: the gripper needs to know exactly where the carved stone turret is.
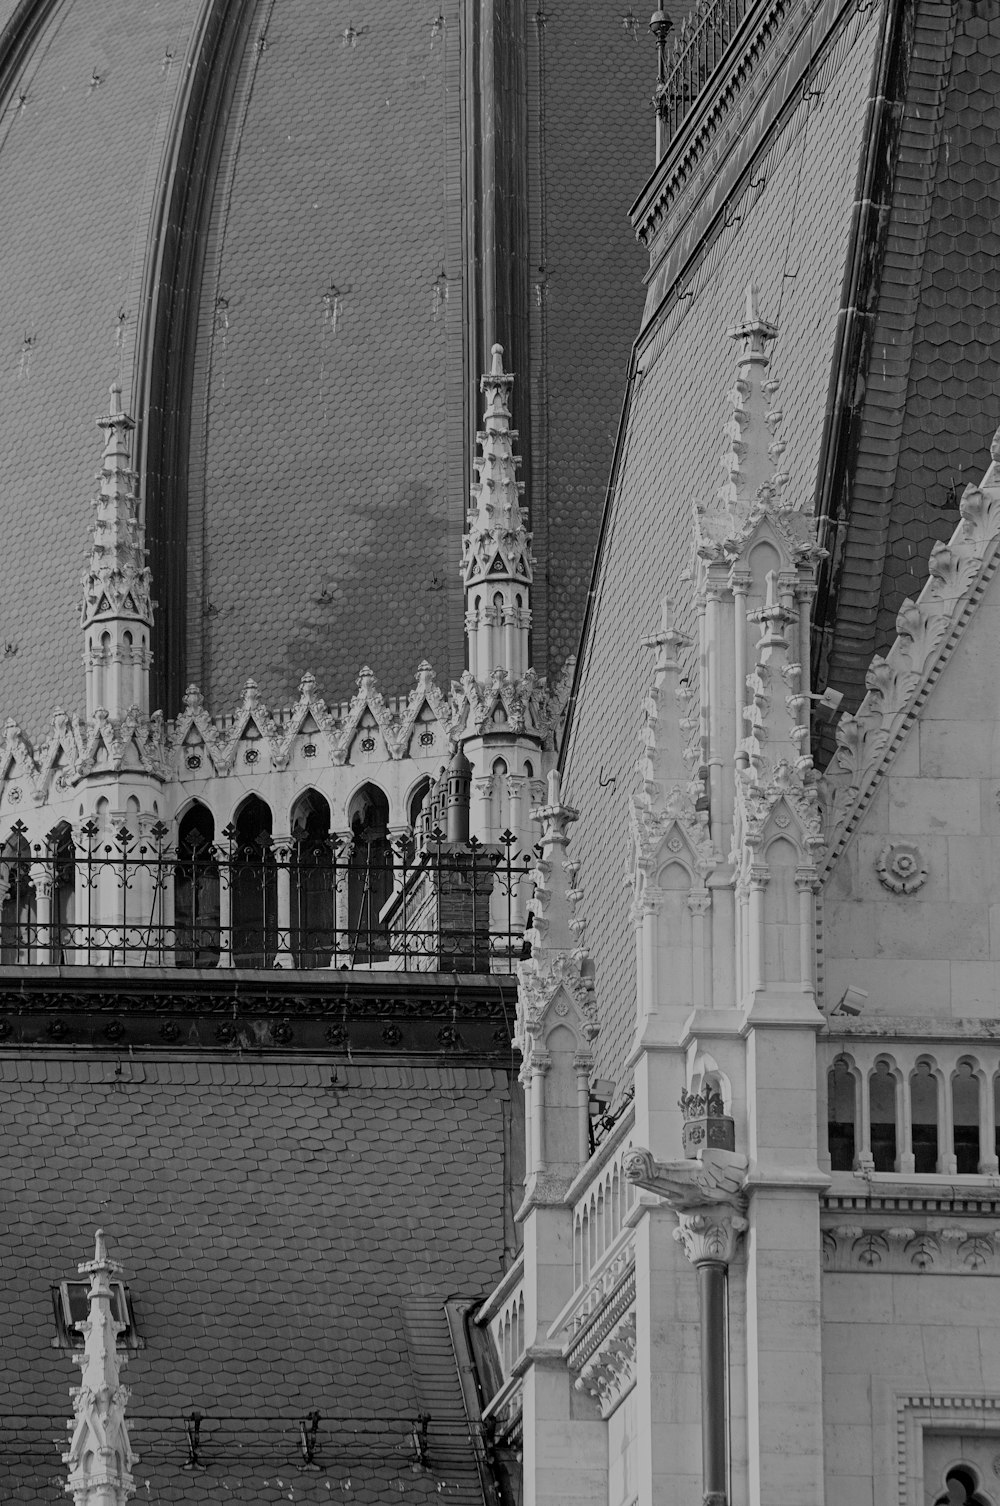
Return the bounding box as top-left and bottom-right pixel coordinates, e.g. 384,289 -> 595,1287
458,346 -> 554,848
81,386 -> 152,721
63,1230 -> 136,1506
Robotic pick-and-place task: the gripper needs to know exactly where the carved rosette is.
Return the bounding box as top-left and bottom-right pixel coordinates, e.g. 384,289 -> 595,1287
875,841 -> 927,895
673,1207 -> 748,1267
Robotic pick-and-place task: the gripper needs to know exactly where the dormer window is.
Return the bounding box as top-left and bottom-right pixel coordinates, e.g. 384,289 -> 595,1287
51,1279 -> 141,1351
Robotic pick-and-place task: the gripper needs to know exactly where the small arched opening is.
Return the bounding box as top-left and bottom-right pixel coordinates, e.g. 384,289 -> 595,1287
911,1058 -> 939,1175
347,784 -> 391,964
827,1056 -> 857,1172
230,796 -> 277,967
935,1464 -> 990,1505
290,790 -> 334,968
869,1060 -> 898,1173
175,804 -> 220,968
953,1059 -> 981,1175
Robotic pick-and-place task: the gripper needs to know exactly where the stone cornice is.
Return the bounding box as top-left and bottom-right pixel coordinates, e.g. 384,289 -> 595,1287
0,967 -> 518,1061
824,1182 -> 1000,1213
824,1016 -> 1000,1043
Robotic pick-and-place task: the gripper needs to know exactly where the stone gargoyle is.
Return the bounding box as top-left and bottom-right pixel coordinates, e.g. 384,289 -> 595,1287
622,1146 -> 749,1212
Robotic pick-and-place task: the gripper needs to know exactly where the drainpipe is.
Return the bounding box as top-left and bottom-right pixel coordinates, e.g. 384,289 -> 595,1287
700,1260 -> 729,1506
673,1206 -> 748,1506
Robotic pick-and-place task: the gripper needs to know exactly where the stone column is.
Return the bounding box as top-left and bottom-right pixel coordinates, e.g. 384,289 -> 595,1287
273,835 -> 293,968
31,863 -> 53,965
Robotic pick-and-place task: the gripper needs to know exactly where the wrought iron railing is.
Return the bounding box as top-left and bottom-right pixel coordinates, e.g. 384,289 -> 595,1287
0,820 -> 534,973
656,0 -> 754,142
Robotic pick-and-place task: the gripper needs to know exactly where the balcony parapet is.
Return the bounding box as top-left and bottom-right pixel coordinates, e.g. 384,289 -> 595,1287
822,1023 -> 1000,1180
631,0 -> 866,327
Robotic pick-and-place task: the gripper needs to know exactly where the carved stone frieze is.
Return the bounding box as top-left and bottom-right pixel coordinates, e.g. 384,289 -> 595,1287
821,1221 -> 1000,1274
571,1308 -> 637,1418
0,658 -> 468,802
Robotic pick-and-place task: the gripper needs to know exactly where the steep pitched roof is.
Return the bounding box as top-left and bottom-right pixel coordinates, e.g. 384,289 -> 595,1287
0,1057 -> 512,1503
816,0 -> 1000,740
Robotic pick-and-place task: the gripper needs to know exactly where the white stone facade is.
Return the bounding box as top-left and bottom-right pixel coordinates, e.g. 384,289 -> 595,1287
479,293 -> 1000,1506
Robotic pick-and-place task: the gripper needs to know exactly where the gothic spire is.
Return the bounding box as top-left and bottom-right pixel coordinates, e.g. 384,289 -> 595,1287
82,386 -> 152,631
523,769 -> 587,963
635,596 -> 696,817
81,385 -> 153,718
462,344 -> 533,591
64,1230 -> 137,1506
718,282 -> 784,515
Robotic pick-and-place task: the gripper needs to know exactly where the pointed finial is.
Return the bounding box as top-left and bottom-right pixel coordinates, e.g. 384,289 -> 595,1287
744,281 -> 759,324
64,1229 -> 136,1505
728,282 -> 777,363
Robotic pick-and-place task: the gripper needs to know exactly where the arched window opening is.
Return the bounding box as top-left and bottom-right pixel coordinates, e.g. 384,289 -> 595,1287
0,828 -> 34,963
869,1061 -> 897,1173
935,1465 -> 990,1505
953,1061 -> 981,1175
408,778 -> 431,832
230,797 -> 276,967
290,791 -> 333,968
827,1057 -> 856,1171
347,784 -> 391,964
911,1060 -> 939,1175
47,822 -> 76,964
175,805 -> 220,968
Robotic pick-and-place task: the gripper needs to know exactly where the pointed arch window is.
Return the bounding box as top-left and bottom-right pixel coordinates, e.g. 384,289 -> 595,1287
869,1061 -> 898,1173
953,1060 -> 981,1175
347,784 -> 392,964
827,1057 -> 856,1172
229,797 -> 277,967
174,804 -> 220,968
290,791 -> 334,968
911,1060 -> 939,1175
0,825 -> 34,963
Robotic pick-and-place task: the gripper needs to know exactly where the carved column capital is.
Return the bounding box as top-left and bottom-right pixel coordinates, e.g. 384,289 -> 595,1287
673,1206 -> 748,1267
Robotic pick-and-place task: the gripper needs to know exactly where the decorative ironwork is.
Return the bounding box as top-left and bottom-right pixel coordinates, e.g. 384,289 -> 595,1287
0,823 -> 533,975
655,0 -> 754,143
